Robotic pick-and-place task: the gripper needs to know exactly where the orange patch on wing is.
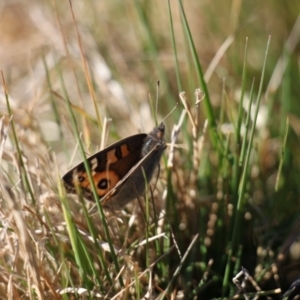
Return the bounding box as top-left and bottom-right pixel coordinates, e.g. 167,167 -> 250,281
72,170 -> 122,198
93,171 -> 120,196
120,144 -> 130,157
106,144 -> 130,163
106,149 -> 118,163
74,172 -> 90,188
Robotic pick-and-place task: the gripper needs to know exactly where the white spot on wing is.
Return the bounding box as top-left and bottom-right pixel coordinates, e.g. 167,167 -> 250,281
90,158 -> 98,170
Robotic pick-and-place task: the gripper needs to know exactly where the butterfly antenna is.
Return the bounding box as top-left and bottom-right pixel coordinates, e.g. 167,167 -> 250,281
161,102 -> 179,124
155,80 -> 160,125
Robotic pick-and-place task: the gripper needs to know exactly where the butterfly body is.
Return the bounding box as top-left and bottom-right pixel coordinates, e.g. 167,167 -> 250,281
62,123 -> 165,209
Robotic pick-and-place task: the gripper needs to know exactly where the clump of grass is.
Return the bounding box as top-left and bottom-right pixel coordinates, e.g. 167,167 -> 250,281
1,1 -> 300,299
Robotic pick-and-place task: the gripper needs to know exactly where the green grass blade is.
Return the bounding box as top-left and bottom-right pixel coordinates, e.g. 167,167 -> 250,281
167,0 -> 183,92
223,36 -> 271,296
54,59 -> 122,287
2,73 -> 36,205
177,0 -> 221,151
275,117 -> 289,192
231,38 -> 249,201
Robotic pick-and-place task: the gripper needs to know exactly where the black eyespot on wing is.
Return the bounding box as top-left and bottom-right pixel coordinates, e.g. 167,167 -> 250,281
98,178 -> 109,190
78,175 -> 85,182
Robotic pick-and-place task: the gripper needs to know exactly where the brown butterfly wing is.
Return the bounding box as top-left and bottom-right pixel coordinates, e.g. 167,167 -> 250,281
62,134 -> 146,201
101,122 -> 166,209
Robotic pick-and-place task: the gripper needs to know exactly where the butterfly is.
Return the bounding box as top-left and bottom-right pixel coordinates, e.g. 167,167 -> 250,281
62,122 -> 166,210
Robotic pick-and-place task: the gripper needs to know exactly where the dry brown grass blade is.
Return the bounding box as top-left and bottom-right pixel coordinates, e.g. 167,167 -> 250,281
1,185 -> 44,299
167,109 -> 186,168
110,246 -> 175,300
